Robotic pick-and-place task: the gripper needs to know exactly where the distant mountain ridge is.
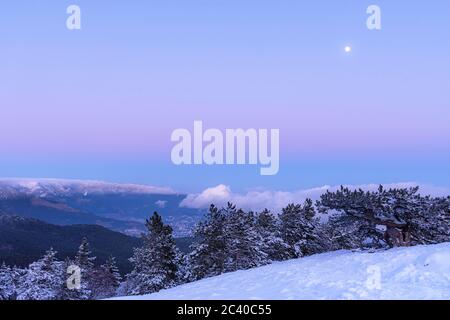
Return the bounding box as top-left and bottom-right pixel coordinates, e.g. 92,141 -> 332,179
0,178 -> 204,237
0,196 -> 146,235
0,178 -> 176,200
0,213 -> 141,273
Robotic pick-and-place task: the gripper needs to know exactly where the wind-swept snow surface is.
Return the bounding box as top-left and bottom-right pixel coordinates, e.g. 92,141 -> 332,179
117,243 -> 450,300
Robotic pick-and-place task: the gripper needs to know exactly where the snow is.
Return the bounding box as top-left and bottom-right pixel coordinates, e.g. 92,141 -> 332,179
115,243 -> 450,300
0,178 -> 176,198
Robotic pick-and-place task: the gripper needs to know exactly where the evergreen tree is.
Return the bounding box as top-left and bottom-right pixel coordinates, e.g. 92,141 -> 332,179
16,248 -> 64,300
409,195 -> 450,245
60,257 -> 91,300
279,200 -> 324,258
224,205 -> 269,272
317,186 -> 450,249
191,203 -> 279,279
176,251 -> 192,284
189,204 -> 228,280
127,212 -> 182,295
71,238 -> 96,299
75,237 -> 96,271
323,214 -> 382,250
255,209 -> 291,262
90,256 -> 122,299
0,263 -> 21,300
303,199 -> 316,220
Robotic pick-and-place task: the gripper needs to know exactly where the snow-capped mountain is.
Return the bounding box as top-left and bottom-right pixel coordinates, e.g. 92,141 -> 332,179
115,242 -> 450,300
0,178 -> 176,200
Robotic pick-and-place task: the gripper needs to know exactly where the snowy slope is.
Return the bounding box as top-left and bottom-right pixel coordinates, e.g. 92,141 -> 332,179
116,243 -> 450,300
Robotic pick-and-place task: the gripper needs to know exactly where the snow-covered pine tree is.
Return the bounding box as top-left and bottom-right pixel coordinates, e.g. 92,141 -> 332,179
279,199 -> 324,258
297,198 -> 327,255
60,257 -> 91,300
317,185 -> 449,249
103,255 -> 122,286
303,198 -> 316,220
189,204 -> 228,280
16,248 -> 64,300
71,238 -> 97,299
279,203 -> 302,258
223,205 -> 269,272
317,186 -> 446,247
0,263 -> 22,300
175,249 -> 191,285
318,186 -> 401,249
126,212 -> 183,295
90,255 -> 122,299
255,209 -> 291,262
75,237 -> 96,271
409,195 -> 450,245
323,214 -> 381,250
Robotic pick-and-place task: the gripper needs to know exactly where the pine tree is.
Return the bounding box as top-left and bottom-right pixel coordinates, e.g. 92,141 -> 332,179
16,248 -> 64,300
303,199 -> 316,220
0,263 -> 13,300
126,212 -> 183,295
317,185 -> 450,249
103,256 -> 122,287
176,251 -> 192,284
323,214 -> 381,250
255,209 -> 291,262
60,257 -> 91,300
409,195 -> 450,245
189,204 -> 228,280
0,263 -> 21,300
75,237 -> 96,271
90,256 -> 122,299
279,200 -> 324,258
190,203 -> 275,279
71,238 -> 96,299
224,205 -> 269,272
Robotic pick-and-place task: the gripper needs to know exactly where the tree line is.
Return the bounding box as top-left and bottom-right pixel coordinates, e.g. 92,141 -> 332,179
0,238 -> 121,300
1,185 -> 449,300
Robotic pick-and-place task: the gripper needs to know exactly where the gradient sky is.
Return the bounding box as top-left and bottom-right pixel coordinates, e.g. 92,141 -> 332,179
1,0 -> 449,192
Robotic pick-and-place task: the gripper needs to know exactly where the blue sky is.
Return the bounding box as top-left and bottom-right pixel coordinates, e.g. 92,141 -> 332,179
1,1 -> 449,192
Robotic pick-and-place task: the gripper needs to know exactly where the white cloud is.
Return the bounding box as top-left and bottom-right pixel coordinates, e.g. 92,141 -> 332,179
180,182 -> 450,213
180,184 -> 233,209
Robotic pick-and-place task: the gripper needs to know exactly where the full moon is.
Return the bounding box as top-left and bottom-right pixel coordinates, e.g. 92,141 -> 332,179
344,46 -> 352,53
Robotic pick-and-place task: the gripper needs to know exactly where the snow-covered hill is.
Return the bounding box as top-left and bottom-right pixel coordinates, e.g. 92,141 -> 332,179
0,178 -> 175,199
116,243 -> 450,300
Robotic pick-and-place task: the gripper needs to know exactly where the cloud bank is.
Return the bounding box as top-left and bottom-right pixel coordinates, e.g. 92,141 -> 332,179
180,183 -> 450,212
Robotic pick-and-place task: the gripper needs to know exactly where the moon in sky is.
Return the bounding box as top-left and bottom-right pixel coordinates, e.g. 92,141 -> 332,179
344,46 -> 352,53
